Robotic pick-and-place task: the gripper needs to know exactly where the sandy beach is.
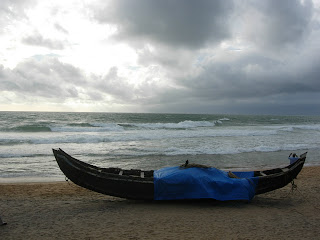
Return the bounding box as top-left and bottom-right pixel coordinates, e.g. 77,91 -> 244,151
1,166 -> 320,240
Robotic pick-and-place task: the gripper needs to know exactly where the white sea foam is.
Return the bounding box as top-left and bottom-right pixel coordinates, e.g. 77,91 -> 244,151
293,124 -> 320,130
50,123 -> 124,132
129,120 -> 216,129
0,125 -> 288,146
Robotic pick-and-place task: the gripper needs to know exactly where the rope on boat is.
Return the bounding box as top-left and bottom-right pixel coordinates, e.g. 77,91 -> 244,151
286,180 -> 320,211
65,176 -> 71,185
282,180 -> 299,199
289,180 -> 320,212
290,180 -> 297,192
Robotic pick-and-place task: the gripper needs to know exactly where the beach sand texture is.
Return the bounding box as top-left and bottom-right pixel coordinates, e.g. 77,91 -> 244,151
1,166 -> 320,240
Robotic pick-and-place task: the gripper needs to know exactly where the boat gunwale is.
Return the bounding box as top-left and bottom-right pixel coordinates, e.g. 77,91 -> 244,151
54,148 -> 306,180
53,149 -> 154,183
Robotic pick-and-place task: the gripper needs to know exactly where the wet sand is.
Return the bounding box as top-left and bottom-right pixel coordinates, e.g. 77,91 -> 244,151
1,166 -> 320,240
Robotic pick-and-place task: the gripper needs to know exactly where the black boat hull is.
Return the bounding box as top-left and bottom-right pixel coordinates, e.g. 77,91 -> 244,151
53,149 -> 154,200
53,149 -> 306,200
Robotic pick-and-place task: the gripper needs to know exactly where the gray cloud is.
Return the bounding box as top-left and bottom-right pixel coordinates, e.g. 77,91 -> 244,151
94,0 -> 234,49
22,32 -> 67,50
93,67 -> 136,102
1,0 -> 320,115
93,0 -> 314,52
0,57 -> 147,105
54,23 -> 69,35
197,57 -> 319,99
239,0 -> 314,51
0,0 -> 36,34
0,58 -> 84,99
91,0 -> 319,114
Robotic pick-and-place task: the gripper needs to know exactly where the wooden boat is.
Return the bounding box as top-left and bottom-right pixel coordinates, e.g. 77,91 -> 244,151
53,148 -> 307,200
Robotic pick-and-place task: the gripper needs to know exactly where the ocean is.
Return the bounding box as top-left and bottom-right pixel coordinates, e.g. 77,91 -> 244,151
0,112 -> 319,182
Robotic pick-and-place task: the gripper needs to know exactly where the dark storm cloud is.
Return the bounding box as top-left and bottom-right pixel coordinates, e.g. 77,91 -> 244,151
94,0 -> 234,49
93,0 -> 314,51
182,51 -> 320,99
133,45 -> 320,114
240,0 -> 314,50
1,0 -> 320,114
94,0 -> 318,114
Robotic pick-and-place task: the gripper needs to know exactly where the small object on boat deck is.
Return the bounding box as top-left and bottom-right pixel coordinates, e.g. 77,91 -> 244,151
228,171 -> 240,179
289,153 -> 299,165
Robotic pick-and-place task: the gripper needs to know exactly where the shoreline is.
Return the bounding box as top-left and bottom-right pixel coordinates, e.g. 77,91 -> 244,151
0,177 -> 65,184
1,166 -> 320,239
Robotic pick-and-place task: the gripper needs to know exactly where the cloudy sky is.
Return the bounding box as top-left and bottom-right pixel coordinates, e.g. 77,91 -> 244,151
1,0 -> 320,114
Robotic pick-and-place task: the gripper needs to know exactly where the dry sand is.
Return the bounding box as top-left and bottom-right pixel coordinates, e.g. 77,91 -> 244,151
1,166 -> 320,240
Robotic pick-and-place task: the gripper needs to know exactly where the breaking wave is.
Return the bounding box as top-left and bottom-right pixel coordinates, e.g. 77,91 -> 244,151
123,120 -> 217,129
8,125 -> 52,132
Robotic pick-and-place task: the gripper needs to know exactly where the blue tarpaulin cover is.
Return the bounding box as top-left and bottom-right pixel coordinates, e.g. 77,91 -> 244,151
154,167 -> 259,201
